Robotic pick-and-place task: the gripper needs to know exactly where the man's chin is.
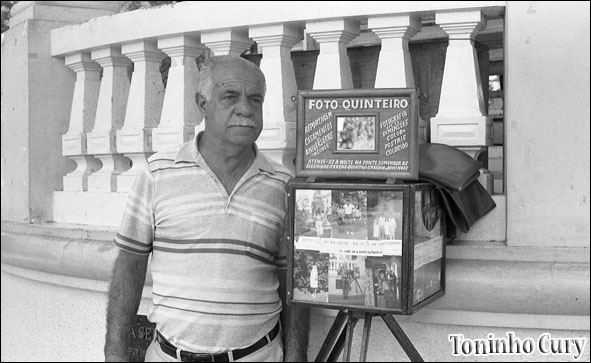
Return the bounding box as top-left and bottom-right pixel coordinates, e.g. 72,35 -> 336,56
228,130 -> 261,146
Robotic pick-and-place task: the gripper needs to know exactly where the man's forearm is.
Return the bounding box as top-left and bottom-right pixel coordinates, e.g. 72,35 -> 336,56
281,301 -> 310,362
104,250 -> 149,361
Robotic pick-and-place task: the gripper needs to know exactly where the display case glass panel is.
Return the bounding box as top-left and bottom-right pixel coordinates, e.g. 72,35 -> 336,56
287,181 -> 446,315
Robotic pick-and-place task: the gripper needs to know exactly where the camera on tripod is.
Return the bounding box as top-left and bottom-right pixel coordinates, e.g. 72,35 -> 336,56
344,268 -> 359,280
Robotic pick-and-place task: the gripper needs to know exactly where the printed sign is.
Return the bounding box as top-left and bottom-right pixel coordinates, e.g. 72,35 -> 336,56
296,89 -> 419,180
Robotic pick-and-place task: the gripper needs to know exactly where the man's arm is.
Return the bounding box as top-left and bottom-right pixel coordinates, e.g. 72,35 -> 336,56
104,249 -> 149,362
279,268 -> 310,362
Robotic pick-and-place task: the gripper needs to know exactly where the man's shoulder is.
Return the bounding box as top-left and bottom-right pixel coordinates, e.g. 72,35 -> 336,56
258,153 -> 294,184
146,145 -> 185,172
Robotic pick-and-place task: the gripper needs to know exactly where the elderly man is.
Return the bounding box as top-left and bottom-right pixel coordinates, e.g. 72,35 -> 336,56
105,55 -> 309,362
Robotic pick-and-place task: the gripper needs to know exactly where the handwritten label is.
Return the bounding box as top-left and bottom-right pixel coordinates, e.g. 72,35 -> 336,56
413,237 -> 444,269
296,236 -> 402,256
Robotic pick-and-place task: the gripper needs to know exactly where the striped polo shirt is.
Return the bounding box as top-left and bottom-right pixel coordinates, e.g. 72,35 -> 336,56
113,136 -> 292,353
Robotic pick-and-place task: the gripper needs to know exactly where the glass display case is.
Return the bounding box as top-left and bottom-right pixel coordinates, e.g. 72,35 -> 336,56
286,180 -> 446,315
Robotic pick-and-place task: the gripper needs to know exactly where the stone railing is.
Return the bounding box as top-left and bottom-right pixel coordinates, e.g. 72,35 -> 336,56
49,1 -> 504,192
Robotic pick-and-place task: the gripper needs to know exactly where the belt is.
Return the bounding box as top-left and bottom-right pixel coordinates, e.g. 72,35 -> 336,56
156,322 -> 280,362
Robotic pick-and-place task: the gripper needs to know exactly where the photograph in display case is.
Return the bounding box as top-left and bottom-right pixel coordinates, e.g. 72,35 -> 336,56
294,189 -> 333,238
328,254 -> 367,306
367,191 -> 403,245
365,256 -> 402,309
413,189 -> 445,305
331,189 -> 367,239
292,249 -> 330,303
413,259 -> 443,304
335,115 -> 377,152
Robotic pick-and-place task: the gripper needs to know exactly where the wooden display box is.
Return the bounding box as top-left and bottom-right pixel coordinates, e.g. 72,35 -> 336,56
286,180 -> 446,315
296,88 -> 419,181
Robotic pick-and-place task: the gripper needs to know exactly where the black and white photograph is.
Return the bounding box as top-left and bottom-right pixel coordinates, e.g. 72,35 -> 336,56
336,115 -> 377,152
413,259 -> 442,305
327,254 -> 368,306
330,189 -> 368,239
292,249 -> 330,303
2,2 -> 589,362
294,189 -> 333,238
367,191 -> 403,241
366,256 -> 403,309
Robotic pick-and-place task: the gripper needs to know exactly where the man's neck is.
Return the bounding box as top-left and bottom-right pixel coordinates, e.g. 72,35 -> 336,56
198,134 -> 256,194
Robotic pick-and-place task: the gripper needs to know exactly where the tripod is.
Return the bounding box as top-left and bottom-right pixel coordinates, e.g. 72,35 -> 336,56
314,309 -> 423,362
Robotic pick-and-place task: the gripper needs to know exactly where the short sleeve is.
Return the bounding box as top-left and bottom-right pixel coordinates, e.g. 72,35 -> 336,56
113,163 -> 155,255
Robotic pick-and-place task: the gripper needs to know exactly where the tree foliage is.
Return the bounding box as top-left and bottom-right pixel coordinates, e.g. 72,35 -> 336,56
119,1 -> 179,12
1,1 -> 17,33
1,1 -> 181,33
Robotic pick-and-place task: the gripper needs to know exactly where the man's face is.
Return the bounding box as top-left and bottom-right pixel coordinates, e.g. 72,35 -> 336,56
201,62 -> 265,147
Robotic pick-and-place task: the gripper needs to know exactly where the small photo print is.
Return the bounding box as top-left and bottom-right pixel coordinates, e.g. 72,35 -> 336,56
294,189 -> 333,238
330,190 -> 368,239
292,249 -> 330,302
415,189 -> 442,242
336,116 -> 376,151
365,256 -> 402,309
328,254 -> 368,306
367,191 -> 403,241
413,259 -> 442,305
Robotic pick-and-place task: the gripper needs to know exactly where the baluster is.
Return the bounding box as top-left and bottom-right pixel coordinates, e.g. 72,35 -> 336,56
153,35 -> 207,151
116,41 -> 166,192
201,29 -> 253,57
306,19 -> 360,89
62,53 -> 102,191
432,10 -> 493,191
87,46 -> 132,192
369,14 -> 427,143
250,24 -> 301,169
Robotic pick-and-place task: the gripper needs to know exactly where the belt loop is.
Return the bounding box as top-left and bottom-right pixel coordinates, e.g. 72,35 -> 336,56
176,347 -> 182,361
265,333 -> 271,346
228,350 -> 235,362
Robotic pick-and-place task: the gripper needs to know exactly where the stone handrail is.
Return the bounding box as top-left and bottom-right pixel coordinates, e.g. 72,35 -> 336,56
48,1 -> 504,193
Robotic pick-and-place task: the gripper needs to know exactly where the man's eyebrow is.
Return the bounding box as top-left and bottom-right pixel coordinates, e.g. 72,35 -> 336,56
219,88 -> 239,94
215,79 -> 263,87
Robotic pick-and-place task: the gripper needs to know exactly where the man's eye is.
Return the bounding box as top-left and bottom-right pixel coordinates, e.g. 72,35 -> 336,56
223,94 -> 236,101
251,98 -> 262,105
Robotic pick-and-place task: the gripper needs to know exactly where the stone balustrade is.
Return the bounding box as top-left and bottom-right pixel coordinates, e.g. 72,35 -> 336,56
50,1 -> 504,195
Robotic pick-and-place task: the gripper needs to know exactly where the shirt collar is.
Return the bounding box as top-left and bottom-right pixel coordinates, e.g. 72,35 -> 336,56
174,132 -> 277,175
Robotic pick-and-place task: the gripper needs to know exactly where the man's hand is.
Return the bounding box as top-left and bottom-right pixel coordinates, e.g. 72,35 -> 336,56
278,267 -> 310,362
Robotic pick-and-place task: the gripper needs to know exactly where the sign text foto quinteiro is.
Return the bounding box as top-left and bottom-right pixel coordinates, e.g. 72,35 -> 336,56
296,89 -> 419,180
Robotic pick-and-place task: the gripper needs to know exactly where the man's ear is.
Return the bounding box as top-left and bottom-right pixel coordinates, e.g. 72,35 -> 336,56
195,93 -> 207,113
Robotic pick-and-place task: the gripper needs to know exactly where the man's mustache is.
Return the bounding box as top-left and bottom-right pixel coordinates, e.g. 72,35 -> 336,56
228,118 -> 258,128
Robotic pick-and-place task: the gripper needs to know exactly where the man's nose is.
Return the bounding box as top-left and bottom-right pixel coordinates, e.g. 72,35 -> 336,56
234,94 -> 254,116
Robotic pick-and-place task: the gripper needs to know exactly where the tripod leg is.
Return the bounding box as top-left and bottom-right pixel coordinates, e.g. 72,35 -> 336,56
359,313 -> 373,362
327,326 -> 347,362
315,310 -> 348,362
381,314 -> 424,362
343,311 -> 359,362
